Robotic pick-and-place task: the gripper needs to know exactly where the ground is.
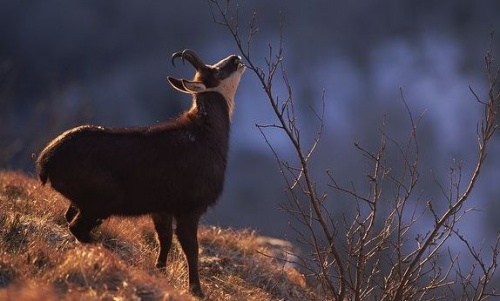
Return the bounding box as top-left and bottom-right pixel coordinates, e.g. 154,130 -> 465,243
0,170 -> 317,301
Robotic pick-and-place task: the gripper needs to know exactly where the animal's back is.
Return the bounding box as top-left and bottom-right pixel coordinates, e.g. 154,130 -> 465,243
36,119 -> 229,216
36,125 -> 103,184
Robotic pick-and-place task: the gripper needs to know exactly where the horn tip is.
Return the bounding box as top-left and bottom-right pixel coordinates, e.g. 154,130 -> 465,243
170,51 -> 183,67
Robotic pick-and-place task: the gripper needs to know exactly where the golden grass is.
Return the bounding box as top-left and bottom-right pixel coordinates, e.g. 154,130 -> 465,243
0,171 -> 318,300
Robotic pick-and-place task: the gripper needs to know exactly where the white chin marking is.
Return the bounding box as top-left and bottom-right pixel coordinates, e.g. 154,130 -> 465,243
207,67 -> 245,118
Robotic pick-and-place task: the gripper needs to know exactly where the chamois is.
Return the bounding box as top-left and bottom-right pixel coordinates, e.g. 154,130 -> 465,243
36,49 -> 245,297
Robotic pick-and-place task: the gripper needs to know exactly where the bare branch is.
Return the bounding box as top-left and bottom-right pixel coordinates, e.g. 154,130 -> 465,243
210,2 -> 500,299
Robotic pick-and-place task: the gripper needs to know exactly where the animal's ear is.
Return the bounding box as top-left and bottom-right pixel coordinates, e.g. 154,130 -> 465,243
181,80 -> 207,93
167,76 -> 190,94
167,77 -> 207,94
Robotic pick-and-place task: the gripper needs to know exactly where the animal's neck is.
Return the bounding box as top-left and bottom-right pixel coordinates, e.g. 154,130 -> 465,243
215,82 -> 237,118
189,93 -> 231,122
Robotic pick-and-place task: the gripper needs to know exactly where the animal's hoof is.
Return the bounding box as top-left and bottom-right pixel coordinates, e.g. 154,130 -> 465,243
155,262 -> 167,272
74,234 -> 93,244
190,285 -> 204,298
69,228 -> 93,243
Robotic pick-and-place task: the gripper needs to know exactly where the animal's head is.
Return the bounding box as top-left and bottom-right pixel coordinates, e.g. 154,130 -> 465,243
167,49 -> 245,117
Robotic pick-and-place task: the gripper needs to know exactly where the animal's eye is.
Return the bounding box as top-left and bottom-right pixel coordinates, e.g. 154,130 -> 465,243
233,57 -> 241,65
214,68 -> 222,77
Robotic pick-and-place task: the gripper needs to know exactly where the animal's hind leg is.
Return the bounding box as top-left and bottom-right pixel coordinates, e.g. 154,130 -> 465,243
68,211 -> 102,243
176,213 -> 203,298
65,205 -> 79,223
152,212 -> 173,269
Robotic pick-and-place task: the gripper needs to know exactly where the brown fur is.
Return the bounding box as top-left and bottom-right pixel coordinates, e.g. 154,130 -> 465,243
35,51 -> 245,297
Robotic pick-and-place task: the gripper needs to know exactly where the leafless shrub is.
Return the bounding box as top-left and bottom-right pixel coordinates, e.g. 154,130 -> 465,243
209,2 -> 500,299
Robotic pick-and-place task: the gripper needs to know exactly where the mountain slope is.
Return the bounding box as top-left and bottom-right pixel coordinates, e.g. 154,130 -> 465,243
0,171 -> 316,300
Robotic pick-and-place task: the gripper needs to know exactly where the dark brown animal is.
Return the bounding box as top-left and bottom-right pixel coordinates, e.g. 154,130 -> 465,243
36,50 -> 245,297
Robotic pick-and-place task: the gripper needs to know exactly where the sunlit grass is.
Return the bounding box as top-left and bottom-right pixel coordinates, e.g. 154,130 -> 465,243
0,171 -> 317,300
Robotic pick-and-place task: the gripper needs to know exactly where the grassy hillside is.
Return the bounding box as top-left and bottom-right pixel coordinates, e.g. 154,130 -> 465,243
0,171 -> 316,300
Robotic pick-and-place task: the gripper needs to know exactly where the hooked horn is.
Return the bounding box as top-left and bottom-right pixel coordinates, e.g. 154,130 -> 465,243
171,49 -> 205,70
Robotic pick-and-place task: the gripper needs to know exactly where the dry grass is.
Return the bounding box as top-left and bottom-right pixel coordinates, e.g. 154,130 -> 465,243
0,170 -> 317,300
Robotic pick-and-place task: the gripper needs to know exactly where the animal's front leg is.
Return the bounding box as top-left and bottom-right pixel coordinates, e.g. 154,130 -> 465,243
176,213 -> 203,298
152,212 -> 173,269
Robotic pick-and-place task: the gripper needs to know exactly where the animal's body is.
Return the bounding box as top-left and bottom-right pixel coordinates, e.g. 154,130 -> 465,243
36,50 -> 245,297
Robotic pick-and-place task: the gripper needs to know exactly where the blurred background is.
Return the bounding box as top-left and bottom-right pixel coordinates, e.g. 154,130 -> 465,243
1,0 -> 500,244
